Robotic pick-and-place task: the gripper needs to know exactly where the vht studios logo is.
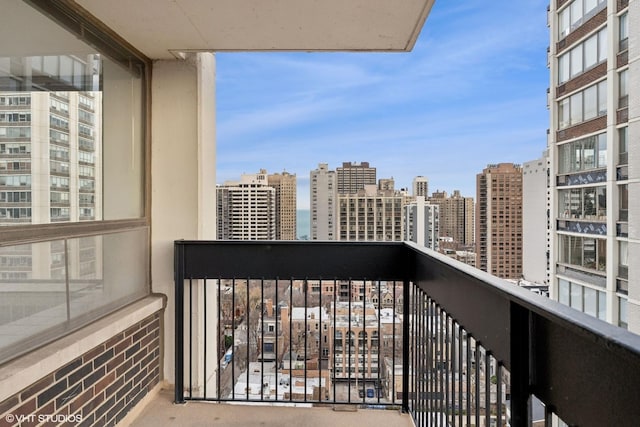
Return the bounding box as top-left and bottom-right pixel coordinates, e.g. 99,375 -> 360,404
5,413 -> 83,423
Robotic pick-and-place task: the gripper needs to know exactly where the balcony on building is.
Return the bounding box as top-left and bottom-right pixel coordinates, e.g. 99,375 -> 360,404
2,1 -> 640,427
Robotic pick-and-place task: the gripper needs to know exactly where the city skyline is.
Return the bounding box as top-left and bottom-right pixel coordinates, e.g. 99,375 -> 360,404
216,0 -> 549,209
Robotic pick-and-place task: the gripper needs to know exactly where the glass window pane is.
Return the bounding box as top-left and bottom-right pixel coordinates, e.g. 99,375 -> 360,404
597,133 -> 607,167
584,287 -> 597,317
559,279 -> 570,305
584,35 -> 598,69
0,6 -> 144,226
598,28 -> 607,62
619,70 -> 628,98
597,291 -> 606,320
570,92 -> 583,125
559,8 -> 570,38
583,84 -> 597,120
0,241 -> 68,362
585,0 -> 598,15
570,1 -> 583,28
559,54 -> 570,84
570,283 -> 583,311
559,98 -> 570,129
598,81 -> 607,115
619,298 -> 628,328
570,47 -> 583,77
619,13 -> 628,41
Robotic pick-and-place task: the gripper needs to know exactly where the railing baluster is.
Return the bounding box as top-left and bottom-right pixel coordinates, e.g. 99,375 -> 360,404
204,277 -> 207,399
189,278 -> 193,399
445,314 -> 451,427
246,279 -> 250,401
217,278 -> 221,401
497,362 -> 503,427
466,333 -> 471,427
275,277 -> 279,401
485,351 -> 491,427
458,324 -> 463,427
260,278 -> 264,401
289,277 -> 293,402
304,278 -> 308,403
475,340 -> 480,427
231,278 -> 236,400
319,278 -> 323,402
333,278 -> 337,403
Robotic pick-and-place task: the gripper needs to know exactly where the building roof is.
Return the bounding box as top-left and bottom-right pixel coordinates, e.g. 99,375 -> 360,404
291,307 -> 329,321
75,0 -> 435,59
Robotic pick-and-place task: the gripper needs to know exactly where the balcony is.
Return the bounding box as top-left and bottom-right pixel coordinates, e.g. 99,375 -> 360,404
171,240 -> 640,427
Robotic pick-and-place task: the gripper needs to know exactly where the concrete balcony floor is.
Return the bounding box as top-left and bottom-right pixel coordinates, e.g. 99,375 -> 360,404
129,389 -> 415,427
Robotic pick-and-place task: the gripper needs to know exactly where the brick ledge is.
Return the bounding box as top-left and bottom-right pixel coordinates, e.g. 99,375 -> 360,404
0,295 -> 165,403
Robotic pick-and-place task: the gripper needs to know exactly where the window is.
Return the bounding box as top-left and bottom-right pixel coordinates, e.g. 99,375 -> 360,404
619,13 -> 628,51
558,81 -> 607,129
558,0 -> 606,38
558,279 -> 607,320
558,13 -> 608,76
558,133 -> 606,174
559,234 -> 606,272
0,1 -> 149,365
619,70 -> 628,108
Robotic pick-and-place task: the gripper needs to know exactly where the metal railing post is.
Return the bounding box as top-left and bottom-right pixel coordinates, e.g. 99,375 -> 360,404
402,279 -> 410,412
174,242 -> 186,403
510,303 -> 531,426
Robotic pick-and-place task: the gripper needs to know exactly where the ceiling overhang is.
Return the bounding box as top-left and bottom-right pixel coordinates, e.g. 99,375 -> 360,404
75,0 -> 435,59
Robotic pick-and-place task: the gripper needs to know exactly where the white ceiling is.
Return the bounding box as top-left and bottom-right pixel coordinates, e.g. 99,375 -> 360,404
76,0 -> 435,59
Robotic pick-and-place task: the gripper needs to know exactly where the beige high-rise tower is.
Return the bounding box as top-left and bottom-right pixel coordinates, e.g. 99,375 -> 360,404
429,190 -> 475,248
475,163 -> 523,279
268,171 -> 297,240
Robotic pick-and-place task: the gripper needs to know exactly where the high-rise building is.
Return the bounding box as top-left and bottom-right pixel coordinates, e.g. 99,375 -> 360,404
1,90 -> 102,226
428,190 -> 475,248
412,176 -> 429,198
310,163 -> 337,240
217,170 -> 276,240
475,163 -> 523,279
268,171 -> 297,240
336,162 -> 376,194
548,0 -> 637,330
522,154 -> 550,285
403,196 -> 439,250
338,181 -> 406,241
1,80 -> 103,283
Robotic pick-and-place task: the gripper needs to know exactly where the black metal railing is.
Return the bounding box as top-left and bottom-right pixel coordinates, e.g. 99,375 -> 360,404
175,240 -> 640,427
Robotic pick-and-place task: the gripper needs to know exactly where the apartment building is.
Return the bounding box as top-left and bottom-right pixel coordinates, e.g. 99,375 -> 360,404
412,176 -> 429,198
522,154 -> 551,285
548,0 -> 638,331
338,182 -> 406,241
475,163 -> 524,279
310,163 -> 337,240
403,196 -> 439,250
329,301 -> 380,380
268,171 -> 297,240
336,161 -> 376,194
429,190 -> 475,248
217,170 -> 276,240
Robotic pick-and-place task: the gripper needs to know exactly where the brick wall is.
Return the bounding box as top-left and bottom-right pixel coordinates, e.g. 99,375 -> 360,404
556,115 -> 607,142
557,62 -> 607,97
0,311 -> 161,427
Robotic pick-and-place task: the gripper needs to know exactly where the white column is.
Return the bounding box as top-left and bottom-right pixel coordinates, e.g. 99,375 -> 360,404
151,53 -> 217,391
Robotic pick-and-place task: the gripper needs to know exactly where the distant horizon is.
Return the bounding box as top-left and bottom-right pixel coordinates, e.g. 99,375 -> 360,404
296,209 -> 310,240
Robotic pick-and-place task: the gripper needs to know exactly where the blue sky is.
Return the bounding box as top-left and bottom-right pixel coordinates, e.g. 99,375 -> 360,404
216,0 -> 550,210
